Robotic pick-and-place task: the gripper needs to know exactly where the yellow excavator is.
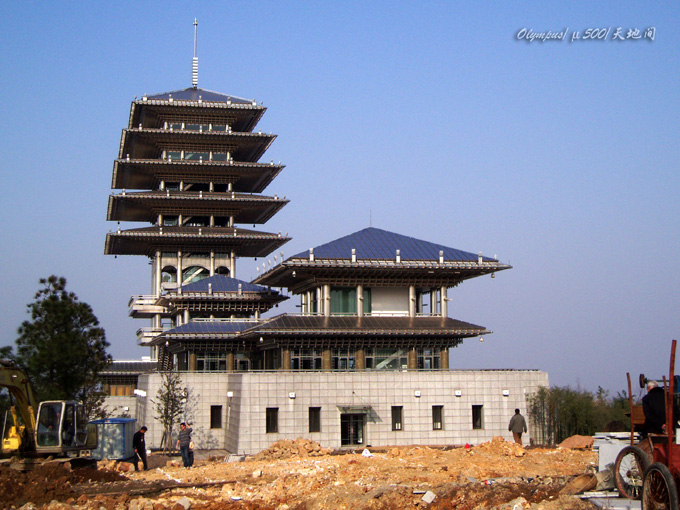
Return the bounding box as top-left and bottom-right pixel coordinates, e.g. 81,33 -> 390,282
0,359 -> 97,459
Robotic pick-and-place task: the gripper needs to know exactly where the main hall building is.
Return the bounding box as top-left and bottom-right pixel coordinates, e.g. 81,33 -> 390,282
104,77 -> 547,453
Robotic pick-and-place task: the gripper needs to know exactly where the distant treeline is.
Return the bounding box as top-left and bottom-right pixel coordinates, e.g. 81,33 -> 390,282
527,386 -> 631,445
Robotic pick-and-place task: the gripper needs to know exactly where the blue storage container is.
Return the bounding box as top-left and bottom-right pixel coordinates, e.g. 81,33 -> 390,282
90,417 -> 137,460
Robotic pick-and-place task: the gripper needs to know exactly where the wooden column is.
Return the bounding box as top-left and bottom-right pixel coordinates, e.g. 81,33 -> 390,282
408,286 -> 416,317
357,284 -> 363,317
322,348 -> 332,370
324,284 -> 331,317
355,348 -> 365,370
440,286 -> 448,317
226,352 -> 235,372
188,352 -> 197,372
440,347 -> 449,370
408,347 -> 417,370
282,348 -> 291,370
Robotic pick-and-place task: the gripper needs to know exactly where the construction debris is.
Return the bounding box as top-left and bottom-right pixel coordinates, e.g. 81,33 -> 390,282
0,436 -> 601,509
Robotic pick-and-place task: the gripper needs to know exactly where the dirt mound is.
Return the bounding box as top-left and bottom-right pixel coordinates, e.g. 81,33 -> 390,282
0,461 -> 124,509
558,435 -> 594,449
473,435 -> 526,457
0,442 -> 599,509
253,437 -> 333,460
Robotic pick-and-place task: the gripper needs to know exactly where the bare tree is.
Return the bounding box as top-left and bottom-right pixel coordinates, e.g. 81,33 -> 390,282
151,372 -> 186,454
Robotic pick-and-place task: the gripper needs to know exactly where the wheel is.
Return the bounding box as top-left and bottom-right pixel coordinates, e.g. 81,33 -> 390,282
616,445 -> 650,499
642,462 -> 679,510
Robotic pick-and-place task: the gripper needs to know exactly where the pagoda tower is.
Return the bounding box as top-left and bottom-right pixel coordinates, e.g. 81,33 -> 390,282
105,52 -> 290,360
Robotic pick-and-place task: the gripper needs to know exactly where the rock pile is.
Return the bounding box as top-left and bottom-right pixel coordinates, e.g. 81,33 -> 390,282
253,438 -> 333,460
474,435 -> 526,457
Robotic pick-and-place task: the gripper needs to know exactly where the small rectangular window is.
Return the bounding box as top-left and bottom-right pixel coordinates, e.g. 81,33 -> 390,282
210,405 -> 222,429
472,405 -> 484,430
309,407 -> 321,433
266,408 -> 278,433
391,406 -> 403,431
432,405 -> 443,430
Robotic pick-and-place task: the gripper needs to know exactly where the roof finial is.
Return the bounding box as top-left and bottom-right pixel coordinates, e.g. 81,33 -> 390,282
192,18 -> 198,88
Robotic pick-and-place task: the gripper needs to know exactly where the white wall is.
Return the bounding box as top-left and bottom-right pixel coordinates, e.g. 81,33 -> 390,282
123,369 -> 549,454
371,287 -> 409,315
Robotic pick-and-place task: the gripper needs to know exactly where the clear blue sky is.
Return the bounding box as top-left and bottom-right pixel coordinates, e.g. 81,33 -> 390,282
1,1 -> 678,397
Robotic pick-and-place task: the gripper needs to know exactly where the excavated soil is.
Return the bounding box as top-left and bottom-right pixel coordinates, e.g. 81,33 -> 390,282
1,437 -> 599,510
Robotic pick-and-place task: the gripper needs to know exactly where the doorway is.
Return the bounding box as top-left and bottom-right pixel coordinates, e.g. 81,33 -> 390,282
340,414 -> 365,446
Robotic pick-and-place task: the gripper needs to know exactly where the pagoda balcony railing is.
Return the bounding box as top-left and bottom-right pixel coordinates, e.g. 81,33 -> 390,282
136,326 -> 169,345
190,317 -> 261,323
295,311 -> 442,317
128,295 -> 170,316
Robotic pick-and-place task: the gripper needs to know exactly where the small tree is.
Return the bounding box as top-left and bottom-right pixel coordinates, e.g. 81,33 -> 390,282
14,276 -> 111,401
152,371 -> 186,453
77,378 -> 110,422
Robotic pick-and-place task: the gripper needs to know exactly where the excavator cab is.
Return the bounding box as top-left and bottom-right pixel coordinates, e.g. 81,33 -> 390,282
35,401 -> 97,454
1,361 -> 97,458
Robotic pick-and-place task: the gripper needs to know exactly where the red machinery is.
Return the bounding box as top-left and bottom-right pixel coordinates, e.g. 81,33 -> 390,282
641,339 -> 680,510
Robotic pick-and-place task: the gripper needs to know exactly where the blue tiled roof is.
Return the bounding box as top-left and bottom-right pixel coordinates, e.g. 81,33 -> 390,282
179,275 -> 273,293
164,320 -> 255,335
292,227 -> 495,262
146,87 -> 253,104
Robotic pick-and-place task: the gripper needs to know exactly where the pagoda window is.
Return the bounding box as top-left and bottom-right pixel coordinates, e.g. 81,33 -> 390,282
213,217 -> 230,227
176,352 -> 188,371
189,183 -> 210,192
169,123 -> 182,131
330,287 -> 371,315
417,348 -> 441,370
163,216 -> 179,227
308,407 -> 321,433
215,266 -> 230,276
184,151 -> 210,161
332,348 -> 355,370
391,406 -> 403,431
266,408 -> 278,433
211,124 -> 227,132
432,406 -> 444,430
165,182 -> 180,191
472,405 -> 484,430
290,348 -> 322,370
161,267 -> 177,283
182,266 -> 209,284
416,289 -> 428,315
185,217 -> 210,227
196,353 -> 228,372
235,353 -> 250,371
184,124 -> 210,132
166,151 -> 182,161
365,348 -> 408,370
212,152 -> 228,161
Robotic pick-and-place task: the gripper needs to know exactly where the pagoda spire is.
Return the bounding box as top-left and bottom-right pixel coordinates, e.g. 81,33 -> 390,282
192,18 -> 198,88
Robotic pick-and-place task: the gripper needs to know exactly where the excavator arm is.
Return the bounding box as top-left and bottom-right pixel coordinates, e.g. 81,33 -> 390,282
0,360 -> 39,452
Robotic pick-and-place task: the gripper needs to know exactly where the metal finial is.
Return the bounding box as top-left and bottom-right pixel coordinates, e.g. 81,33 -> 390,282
192,19 -> 198,88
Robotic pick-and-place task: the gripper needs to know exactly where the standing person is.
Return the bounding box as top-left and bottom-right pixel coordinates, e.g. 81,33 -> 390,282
132,426 -> 148,471
176,422 -> 193,468
508,409 -> 528,445
642,381 -> 667,436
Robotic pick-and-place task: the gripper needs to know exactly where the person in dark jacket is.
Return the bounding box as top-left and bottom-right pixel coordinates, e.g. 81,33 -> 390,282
641,381 -> 678,437
132,426 -> 148,471
508,409 -> 528,445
